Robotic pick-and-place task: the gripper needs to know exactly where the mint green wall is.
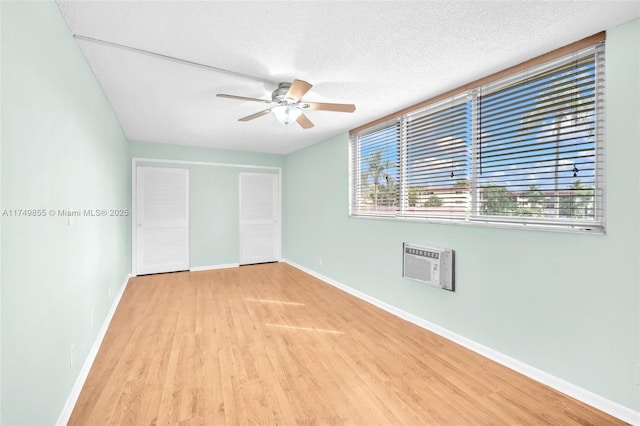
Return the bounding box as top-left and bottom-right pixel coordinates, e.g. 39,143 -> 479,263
0,1 -> 3,420
284,18 -> 640,411
1,2 -> 131,425
191,166 -> 240,266
133,142 -> 283,268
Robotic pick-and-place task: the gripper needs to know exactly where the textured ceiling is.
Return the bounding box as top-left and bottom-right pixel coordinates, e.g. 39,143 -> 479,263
56,1 -> 640,154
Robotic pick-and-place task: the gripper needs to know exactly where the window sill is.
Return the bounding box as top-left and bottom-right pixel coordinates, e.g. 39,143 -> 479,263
348,212 -> 606,235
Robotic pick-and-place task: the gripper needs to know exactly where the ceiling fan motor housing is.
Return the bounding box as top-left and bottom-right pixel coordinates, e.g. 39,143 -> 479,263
272,82 -> 293,103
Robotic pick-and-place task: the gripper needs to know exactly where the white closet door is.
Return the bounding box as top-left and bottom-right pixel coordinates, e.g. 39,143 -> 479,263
136,167 -> 190,275
239,173 -> 280,265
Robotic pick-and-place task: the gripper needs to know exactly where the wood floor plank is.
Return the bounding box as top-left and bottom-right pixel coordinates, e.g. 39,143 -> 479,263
68,263 -> 627,425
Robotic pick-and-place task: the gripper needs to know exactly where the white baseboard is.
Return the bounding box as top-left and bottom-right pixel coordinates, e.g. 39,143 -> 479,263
190,263 -> 239,272
282,259 -> 640,426
56,273 -> 132,426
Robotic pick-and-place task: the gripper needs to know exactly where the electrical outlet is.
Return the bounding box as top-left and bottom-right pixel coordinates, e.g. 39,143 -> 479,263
108,285 -> 112,300
69,345 -> 75,369
90,308 -> 95,328
319,257 -> 323,265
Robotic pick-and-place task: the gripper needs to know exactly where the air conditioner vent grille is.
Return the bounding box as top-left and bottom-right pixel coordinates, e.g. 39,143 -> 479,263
403,243 -> 454,291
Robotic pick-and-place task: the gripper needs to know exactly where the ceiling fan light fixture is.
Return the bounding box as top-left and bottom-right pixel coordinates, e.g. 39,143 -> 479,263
272,105 -> 302,125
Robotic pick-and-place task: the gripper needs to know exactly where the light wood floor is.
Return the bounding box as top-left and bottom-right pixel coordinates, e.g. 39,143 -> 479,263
69,263 -> 625,425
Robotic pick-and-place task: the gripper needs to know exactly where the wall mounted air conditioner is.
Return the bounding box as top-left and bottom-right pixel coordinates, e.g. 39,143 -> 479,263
403,243 -> 454,291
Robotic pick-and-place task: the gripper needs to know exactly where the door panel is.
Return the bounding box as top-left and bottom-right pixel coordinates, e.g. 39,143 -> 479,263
239,173 -> 280,265
136,167 -> 190,275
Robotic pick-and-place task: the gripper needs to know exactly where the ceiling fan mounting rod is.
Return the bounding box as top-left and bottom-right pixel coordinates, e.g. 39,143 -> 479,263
72,34 -> 280,86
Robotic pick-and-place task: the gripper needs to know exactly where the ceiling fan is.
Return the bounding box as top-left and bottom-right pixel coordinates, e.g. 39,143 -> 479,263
217,80 -> 356,129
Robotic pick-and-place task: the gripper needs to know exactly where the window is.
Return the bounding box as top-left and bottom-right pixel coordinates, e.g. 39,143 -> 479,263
350,40 -> 605,232
405,95 -> 471,218
351,121 -> 401,214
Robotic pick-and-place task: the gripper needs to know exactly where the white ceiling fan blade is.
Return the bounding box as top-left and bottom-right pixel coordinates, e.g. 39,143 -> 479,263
217,94 -> 272,104
239,109 -> 272,121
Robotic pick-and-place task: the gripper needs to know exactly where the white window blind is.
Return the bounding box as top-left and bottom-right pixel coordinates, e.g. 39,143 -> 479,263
351,120 -> 401,215
405,96 -> 471,217
474,48 -> 604,226
350,42 -> 605,233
